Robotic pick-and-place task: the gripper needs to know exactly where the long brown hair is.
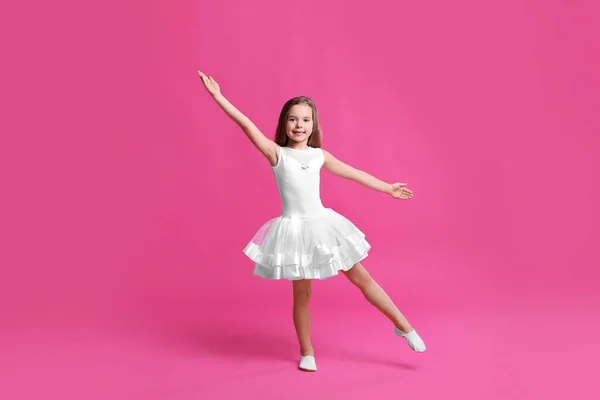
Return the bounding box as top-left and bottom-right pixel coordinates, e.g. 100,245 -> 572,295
274,96 -> 323,148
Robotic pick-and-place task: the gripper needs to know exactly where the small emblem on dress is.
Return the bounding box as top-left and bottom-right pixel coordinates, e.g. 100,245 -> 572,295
301,166 -> 309,170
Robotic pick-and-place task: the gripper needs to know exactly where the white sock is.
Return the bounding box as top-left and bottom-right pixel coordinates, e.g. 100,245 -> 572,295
298,355 -> 317,371
394,326 -> 426,352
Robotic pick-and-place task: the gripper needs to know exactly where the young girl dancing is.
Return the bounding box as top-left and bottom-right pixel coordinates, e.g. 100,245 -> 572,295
198,70 -> 426,372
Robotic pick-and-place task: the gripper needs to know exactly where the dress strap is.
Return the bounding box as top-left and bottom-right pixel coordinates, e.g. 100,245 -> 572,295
272,145 -> 284,168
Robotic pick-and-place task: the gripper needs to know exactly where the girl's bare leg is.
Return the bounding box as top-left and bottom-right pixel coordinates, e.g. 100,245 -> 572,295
343,262 -> 413,333
292,279 -> 314,356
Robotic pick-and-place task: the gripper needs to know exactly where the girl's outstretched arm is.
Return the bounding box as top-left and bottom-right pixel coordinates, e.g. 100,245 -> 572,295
322,149 -> 413,200
197,70 -> 279,166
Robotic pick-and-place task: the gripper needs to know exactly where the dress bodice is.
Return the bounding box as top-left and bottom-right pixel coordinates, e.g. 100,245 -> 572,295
272,146 -> 325,217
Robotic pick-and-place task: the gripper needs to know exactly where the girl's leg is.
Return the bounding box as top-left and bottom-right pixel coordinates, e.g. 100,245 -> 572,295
292,279 -> 314,356
343,262 -> 413,333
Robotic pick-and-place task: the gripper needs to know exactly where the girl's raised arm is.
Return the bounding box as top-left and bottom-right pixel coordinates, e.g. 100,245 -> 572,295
197,70 -> 279,166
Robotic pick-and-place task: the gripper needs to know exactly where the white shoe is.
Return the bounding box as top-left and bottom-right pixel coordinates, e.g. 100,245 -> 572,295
394,326 -> 426,352
298,355 -> 317,372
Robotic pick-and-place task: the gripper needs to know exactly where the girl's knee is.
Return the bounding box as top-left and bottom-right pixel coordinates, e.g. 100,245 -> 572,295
344,263 -> 373,289
293,280 -> 312,301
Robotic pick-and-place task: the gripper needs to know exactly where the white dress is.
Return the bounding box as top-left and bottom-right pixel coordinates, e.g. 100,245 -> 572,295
243,146 -> 371,280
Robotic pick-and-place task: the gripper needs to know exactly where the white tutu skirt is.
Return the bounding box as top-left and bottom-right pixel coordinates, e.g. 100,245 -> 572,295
243,208 -> 371,280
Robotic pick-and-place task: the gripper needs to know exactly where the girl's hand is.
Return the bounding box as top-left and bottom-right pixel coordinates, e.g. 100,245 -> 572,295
389,183 -> 413,200
197,70 -> 221,97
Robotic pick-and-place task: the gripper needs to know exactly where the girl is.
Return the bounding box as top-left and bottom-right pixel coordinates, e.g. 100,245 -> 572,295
197,70 -> 426,372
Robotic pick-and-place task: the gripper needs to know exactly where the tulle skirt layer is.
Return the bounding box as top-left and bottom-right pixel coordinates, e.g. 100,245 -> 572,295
243,208 -> 370,280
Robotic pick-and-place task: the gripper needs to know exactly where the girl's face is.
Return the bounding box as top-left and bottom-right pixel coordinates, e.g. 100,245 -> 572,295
286,104 -> 313,144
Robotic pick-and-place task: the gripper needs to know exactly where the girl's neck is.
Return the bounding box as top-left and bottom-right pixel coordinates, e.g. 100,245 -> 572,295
286,146 -> 311,151
286,143 -> 311,151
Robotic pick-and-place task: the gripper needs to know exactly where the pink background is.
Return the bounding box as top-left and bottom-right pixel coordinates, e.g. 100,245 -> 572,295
1,0 -> 599,398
